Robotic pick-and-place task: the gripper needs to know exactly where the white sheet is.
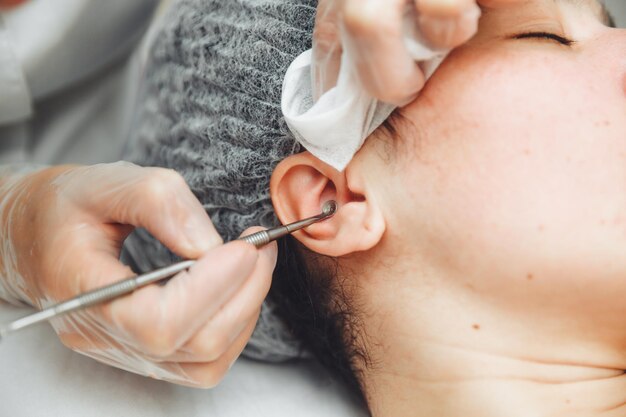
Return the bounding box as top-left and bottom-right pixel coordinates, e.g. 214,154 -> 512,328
0,301 -> 367,417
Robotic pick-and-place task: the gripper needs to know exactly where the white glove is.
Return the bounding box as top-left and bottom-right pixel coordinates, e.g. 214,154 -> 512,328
0,162 -> 277,388
312,0 -> 482,105
282,0 -> 481,170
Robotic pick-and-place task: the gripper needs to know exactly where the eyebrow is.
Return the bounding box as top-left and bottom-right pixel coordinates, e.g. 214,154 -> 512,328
557,0 -> 616,27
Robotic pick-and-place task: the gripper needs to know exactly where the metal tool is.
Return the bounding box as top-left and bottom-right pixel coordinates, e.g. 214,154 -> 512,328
0,201 -> 338,340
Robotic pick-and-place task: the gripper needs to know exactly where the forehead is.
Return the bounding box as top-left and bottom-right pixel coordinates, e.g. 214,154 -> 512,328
480,0 -> 614,27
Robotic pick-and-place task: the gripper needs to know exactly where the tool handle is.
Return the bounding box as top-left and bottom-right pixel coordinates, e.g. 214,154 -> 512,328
239,230 -> 270,247
0,260 -> 196,337
73,260 -> 197,310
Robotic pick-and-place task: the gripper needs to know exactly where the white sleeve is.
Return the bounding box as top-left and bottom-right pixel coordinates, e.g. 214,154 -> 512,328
0,16 -> 32,126
2,0 -> 157,101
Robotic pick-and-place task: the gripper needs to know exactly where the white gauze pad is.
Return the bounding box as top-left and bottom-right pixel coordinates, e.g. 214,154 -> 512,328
281,8 -> 451,171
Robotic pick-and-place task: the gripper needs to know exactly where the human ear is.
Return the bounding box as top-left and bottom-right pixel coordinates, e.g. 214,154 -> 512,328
270,152 -> 385,257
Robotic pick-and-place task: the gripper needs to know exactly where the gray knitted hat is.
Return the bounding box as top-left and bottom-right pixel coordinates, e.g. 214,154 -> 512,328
122,0 -> 317,361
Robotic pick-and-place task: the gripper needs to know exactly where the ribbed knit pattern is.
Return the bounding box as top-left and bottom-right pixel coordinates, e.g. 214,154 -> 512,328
123,0 -> 317,361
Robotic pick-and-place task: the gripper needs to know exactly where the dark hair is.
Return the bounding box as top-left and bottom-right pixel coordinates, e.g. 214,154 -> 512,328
269,235 -> 370,408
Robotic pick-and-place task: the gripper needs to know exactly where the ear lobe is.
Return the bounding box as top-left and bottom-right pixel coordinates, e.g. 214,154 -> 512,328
270,152 -> 385,257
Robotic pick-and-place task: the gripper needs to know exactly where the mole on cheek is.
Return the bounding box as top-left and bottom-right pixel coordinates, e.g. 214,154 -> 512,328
527,273 -> 534,281
472,324 -> 481,330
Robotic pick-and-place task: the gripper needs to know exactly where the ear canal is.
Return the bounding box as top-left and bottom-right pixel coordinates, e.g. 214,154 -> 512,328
321,200 -> 338,217
270,152 -> 385,257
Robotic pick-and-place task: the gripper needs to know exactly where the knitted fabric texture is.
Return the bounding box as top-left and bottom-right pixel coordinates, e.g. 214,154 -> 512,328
122,0 -> 316,361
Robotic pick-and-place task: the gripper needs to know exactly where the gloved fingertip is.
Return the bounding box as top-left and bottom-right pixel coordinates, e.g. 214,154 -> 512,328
417,3 -> 481,49
259,241 -> 278,267
238,227 -> 277,266
461,3 -> 482,25
184,222 -> 224,255
371,80 -> 423,107
190,240 -> 258,281
415,0 -> 476,15
395,92 -> 420,108
227,240 -> 260,266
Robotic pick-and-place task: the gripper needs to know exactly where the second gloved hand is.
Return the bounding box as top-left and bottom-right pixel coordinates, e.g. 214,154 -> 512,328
313,0 -> 526,106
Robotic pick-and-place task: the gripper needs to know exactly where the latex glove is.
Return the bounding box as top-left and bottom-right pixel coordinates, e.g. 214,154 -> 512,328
0,162 -> 277,388
313,0 -> 505,105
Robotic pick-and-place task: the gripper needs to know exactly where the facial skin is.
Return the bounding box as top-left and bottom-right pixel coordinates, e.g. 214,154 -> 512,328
272,1 -> 626,415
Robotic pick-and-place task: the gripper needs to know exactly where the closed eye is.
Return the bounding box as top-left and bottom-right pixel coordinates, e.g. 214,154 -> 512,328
513,32 -> 575,46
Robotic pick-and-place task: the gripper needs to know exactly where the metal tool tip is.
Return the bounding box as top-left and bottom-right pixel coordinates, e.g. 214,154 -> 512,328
322,200 -> 338,217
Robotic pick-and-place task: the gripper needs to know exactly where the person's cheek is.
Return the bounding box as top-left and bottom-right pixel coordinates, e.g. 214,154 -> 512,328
400,45 -> 626,276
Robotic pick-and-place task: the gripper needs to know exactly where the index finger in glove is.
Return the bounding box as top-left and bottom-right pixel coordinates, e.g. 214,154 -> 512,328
341,0 -> 426,106
312,0 -> 343,100
69,163 -> 221,260
95,241 -> 259,358
415,0 -> 481,49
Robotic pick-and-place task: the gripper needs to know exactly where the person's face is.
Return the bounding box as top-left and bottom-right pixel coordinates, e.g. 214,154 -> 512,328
364,0 -> 626,348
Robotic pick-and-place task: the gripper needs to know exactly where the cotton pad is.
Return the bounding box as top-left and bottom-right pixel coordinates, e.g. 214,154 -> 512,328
281,7 -> 451,171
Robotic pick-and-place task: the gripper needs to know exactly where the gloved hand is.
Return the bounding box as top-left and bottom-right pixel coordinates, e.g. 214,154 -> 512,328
0,162 -> 277,388
313,0 -> 518,105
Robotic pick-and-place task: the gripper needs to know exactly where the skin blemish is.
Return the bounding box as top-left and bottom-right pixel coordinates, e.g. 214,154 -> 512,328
527,273 -> 534,281
594,120 -> 611,127
537,224 -> 545,232
472,324 -> 481,330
